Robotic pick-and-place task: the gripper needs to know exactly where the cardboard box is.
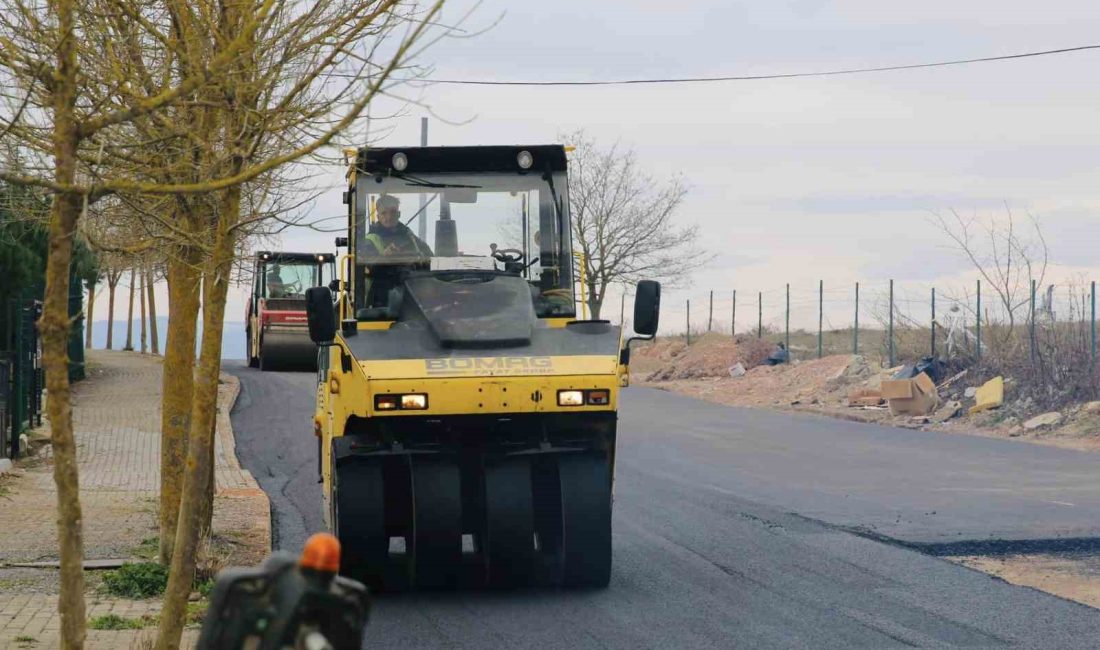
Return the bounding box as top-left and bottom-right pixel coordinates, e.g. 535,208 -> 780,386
881,372 -> 940,416
847,388 -> 884,407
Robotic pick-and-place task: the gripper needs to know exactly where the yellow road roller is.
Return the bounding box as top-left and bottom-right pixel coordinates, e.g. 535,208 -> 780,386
305,145 -> 660,590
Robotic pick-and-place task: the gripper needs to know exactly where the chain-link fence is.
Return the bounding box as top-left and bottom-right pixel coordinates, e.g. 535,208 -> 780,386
660,279 -> 1099,408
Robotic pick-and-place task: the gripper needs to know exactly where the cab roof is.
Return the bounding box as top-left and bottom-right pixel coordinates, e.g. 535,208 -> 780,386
355,145 -> 567,175
256,251 -> 335,263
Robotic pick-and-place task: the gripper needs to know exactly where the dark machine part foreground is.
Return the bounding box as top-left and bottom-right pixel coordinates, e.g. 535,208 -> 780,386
198,533 -> 369,650
246,251 -> 335,371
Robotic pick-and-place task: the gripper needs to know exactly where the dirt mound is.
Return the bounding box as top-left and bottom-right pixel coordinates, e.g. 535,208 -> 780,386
639,334 -> 777,381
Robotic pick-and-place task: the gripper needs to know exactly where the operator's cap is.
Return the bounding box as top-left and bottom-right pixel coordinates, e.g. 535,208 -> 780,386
376,194 -> 400,210
300,532 -> 341,574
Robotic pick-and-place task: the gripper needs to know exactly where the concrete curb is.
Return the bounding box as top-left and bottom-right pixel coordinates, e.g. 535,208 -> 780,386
217,371 -> 272,554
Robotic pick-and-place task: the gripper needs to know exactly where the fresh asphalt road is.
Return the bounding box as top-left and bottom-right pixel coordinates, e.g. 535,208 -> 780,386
226,361 -> 1100,648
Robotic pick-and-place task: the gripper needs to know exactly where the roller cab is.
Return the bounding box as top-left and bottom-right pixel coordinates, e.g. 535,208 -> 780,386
309,145 -> 660,590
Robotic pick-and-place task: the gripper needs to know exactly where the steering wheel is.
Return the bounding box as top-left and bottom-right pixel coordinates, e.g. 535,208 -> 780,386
284,280 -> 302,295
491,247 -> 525,264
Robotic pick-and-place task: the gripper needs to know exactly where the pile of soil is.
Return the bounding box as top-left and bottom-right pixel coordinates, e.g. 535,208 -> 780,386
636,333 -> 777,381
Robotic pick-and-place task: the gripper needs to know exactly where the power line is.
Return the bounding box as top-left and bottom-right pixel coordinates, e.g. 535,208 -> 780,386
418,44 -> 1100,87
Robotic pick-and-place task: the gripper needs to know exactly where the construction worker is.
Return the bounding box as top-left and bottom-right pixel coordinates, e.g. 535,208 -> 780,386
364,194 -> 433,260
266,264 -> 286,297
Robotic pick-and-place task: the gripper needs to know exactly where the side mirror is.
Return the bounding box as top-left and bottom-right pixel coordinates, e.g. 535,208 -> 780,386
305,286 -> 337,344
633,280 -> 661,337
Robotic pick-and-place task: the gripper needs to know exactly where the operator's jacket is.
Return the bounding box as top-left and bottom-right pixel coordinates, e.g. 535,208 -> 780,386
363,222 -> 433,259
361,222 -> 433,308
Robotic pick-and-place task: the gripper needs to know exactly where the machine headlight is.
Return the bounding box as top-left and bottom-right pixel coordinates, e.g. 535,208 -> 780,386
516,150 -> 534,170
375,393 -> 428,411
392,152 -> 408,171
557,390 -> 584,407
400,393 -> 427,410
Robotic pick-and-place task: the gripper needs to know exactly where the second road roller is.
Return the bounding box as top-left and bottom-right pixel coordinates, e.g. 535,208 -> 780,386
305,144 -> 660,589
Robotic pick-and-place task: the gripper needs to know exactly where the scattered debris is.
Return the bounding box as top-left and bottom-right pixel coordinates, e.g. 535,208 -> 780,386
932,400 -> 963,423
882,372 -> 940,416
829,355 -> 872,382
892,364 -> 919,380
728,362 -> 746,378
964,387 -> 979,398
763,343 -> 790,366
1023,412 -> 1063,430
937,369 -> 968,390
968,376 -> 1004,414
914,357 -> 947,383
847,388 -> 884,407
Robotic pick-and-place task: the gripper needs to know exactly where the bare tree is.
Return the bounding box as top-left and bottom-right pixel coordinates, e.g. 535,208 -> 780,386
930,206 -> 1049,339
565,130 -> 710,318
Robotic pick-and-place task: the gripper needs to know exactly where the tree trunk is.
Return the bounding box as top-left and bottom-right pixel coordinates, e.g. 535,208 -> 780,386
158,248 -> 201,565
124,267 -> 136,350
84,279 -> 95,348
147,268 -> 159,354
106,280 -> 117,349
586,280 -> 603,320
157,196 -> 238,649
139,268 -> 148,353
41,0 -> 88,645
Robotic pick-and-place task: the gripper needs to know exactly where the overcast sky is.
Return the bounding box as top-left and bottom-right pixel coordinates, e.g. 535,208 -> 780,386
109,1 -> 1100,336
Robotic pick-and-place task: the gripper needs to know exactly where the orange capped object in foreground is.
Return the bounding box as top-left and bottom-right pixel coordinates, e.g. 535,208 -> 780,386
299,532 -> 342,574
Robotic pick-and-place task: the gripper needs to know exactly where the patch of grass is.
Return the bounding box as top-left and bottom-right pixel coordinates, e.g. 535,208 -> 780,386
14,635 -> 37,645
196,578 -> 215,598
133,536 -> 159,560
187,601 -> 209,625
88,614 -> 147,630
102,562 -> 168,599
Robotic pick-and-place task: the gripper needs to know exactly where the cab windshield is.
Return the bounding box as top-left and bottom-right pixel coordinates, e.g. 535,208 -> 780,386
353,172 -> 575,318
263,261 -> 319,299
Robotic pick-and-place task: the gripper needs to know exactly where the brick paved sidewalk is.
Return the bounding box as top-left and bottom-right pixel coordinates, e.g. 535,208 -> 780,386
0,350 -> 270,649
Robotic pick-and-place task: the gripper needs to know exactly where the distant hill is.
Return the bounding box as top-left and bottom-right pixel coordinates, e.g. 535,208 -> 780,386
87,318 -> 247,360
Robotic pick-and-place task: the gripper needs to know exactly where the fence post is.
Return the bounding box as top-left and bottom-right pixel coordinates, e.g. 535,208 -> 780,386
785,283 -> 790,362
757,291 -> 762,339
976,279 -> 982,362
686,299 -> 691,346
854,282 -> 859,355
931,287 -> 936,359
1030,279 -> 1036,363
731,290 -> 736,338
708,290 -> 713,332
888,279 -> 895,367
817,280 -> 823,358
1092,280 -> 1096,365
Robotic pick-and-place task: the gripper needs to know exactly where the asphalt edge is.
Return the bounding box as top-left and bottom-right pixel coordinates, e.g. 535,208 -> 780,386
217,371 -> 273,555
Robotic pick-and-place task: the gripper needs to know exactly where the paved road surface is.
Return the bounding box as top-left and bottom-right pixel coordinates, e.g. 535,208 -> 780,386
227,361 -> 1100,648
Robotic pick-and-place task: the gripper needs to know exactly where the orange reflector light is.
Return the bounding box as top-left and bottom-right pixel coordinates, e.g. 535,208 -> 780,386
300,532 -> 341,574
587,389 -> 610,405
375,395 -> 398,410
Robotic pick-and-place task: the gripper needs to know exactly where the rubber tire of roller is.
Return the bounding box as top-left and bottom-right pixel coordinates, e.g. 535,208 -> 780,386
411,457 -> 463,589
559,453 -> 612,588
483,457 -> 536,587
334,458 -> 388,589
